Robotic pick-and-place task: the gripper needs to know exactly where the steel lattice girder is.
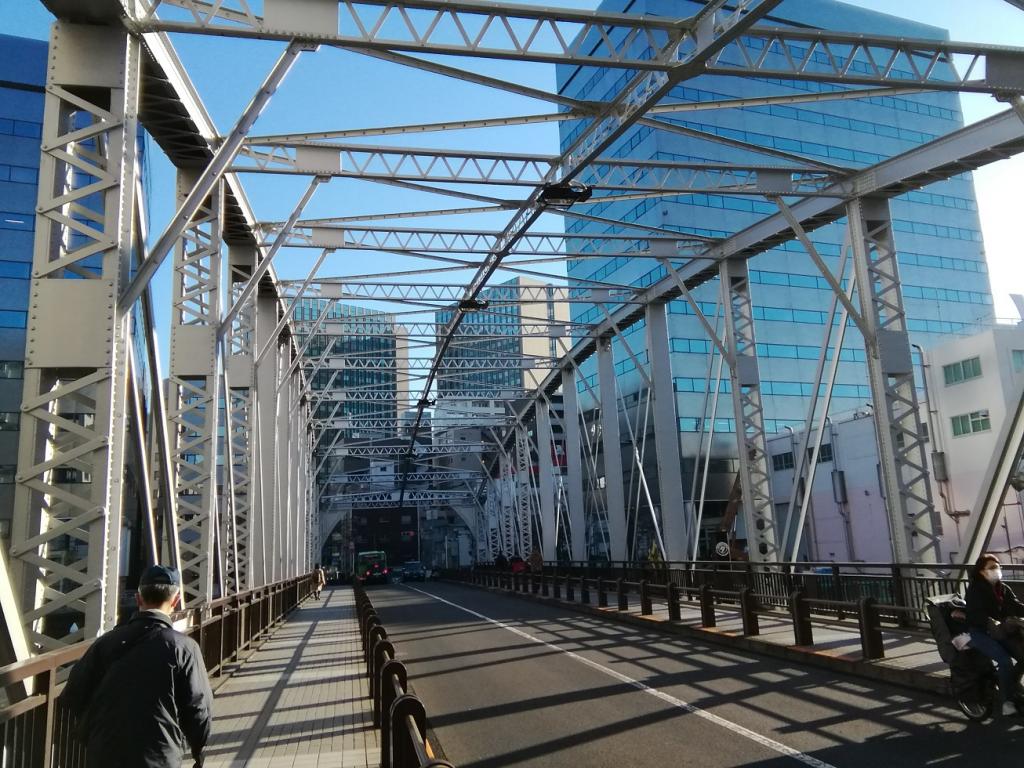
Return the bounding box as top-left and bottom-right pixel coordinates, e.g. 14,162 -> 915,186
126,0 -> 1024,96
331,443 -> 492,457
326,470 -> 483,483
285,281 -> 640,303
265,225 -> 709,256
235,143 -> 837,193
323,489 -> 476,504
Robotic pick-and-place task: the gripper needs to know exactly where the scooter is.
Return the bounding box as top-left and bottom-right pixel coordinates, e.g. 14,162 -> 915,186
927,594 -> 1001,721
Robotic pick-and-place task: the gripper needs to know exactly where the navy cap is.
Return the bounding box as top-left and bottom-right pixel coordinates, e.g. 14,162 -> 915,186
139,565 -> 181,587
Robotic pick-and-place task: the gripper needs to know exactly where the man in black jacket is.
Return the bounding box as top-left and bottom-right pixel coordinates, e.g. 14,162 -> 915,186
61,565 -> 213,767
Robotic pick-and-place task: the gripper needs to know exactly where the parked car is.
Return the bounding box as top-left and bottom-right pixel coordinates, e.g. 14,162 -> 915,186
403,560 -> 426,581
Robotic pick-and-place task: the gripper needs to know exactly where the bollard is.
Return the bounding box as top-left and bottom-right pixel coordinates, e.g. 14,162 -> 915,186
532,573 -> 540,595
566,574 -> 574,602
639,580 -> 652,615
699,583 -> 716,627
597,578 -> 608,607
739,587 -> 759,636
617,579 -> 628,611
580,575 -> 589,604
552,575 -> 561,599
667,582 -> 681,621
541,573 -> 549,597
790,589 -> 814,646
388,694 -> 426,768
832,563 -> 845,622
859,597 -> 884,660
371,639 -> 396,725
363,613 -> 381,656
378,659 -> 407,734
367,625 -> 387,670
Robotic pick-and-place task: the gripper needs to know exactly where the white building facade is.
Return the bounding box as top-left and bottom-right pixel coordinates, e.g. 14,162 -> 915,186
769,323 -> 1024,563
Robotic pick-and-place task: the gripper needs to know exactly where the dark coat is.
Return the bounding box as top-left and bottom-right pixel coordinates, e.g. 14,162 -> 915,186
965,578 -> 1024,629
60,610 -> 213,768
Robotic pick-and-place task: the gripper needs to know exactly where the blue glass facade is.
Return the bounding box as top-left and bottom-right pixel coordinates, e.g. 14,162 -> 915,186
436,278 -> 529,397
557,0 -> 992,447
0,34 -> 46,532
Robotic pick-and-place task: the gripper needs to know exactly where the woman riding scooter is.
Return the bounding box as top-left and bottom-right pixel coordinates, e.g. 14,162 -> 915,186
966,553 -> 1024,716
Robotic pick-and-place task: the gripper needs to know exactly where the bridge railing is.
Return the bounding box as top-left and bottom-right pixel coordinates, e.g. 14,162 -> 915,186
497,559 -> 1013,626
353,582 -> 453,768
464,560 -> 1023,662
0,573 -> 316,768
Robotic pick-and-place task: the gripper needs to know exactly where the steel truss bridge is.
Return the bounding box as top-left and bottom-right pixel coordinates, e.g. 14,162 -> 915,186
1,0 -> 1024,662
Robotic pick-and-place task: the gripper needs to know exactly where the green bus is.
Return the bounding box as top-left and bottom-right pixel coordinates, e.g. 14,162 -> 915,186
355,550 -> 389,584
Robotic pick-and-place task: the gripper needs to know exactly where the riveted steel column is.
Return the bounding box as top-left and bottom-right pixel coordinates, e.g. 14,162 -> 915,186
168,169 -> 223,608
597,339 -> 627,561
848,197 -> 939,563
535,400 -> 557,560
11,25 -> 141,647
226,244 -> 257,590
252,294 -> 279,586
720,259 -> 779,562
274,341 -> 290,579
513,424 -> 533,557
645,301 -> 689,560
561,367 -> 587,561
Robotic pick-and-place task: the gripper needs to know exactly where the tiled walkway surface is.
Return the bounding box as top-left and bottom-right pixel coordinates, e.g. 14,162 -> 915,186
204,587 -> 379,768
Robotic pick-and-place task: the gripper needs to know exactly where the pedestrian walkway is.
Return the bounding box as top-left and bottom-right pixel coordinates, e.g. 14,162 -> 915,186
203,587 -> 380,768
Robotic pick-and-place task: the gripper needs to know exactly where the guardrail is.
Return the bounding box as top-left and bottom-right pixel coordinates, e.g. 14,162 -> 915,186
0,573 -> 317,767
486,559 -> 1007,627
468,568 -> 911,662
353,582 -> 454,768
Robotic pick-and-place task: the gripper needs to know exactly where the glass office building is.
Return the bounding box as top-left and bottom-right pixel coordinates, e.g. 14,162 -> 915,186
556,1 -> 993,550
0,35 -> 47,540
435,277 -> 568,397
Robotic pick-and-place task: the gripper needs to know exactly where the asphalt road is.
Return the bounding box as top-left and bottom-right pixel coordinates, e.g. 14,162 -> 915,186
368,581 -> 1019,768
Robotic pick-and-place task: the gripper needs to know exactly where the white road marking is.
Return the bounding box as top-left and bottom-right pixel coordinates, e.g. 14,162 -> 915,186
407,585 -> 839,768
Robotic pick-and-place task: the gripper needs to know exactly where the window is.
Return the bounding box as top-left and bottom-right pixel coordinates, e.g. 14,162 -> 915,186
0,465 -> 14,484
772,451 -> 794,471
1013,349 -> 1024,373
952,410 -> 991,437
943,356 -> 982,385
53,467 -> 92,483
0,412 -> 18,431
0,360 -> 23,379
808,443 -> 833,463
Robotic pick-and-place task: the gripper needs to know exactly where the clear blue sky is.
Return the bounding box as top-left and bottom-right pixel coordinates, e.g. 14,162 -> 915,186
3,0 -> 1023,353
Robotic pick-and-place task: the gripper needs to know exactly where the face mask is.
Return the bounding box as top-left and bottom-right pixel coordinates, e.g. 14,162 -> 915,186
984,568 -> 1003,584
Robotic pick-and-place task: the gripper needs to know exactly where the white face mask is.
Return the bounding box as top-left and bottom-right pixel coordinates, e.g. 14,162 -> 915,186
984,567 -> 1003,584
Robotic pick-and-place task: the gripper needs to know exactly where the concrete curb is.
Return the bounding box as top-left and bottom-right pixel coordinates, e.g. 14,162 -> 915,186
451,579 -> 951,698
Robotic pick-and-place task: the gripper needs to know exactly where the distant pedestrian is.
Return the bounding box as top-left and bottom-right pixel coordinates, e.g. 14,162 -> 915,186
314,564 -> 327,600
528,548 -> 543,574
61,565 -> 213,768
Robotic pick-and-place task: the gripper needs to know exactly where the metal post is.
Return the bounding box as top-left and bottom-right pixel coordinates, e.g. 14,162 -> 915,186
598,339 -> 627,561
226,244 -> 258,589
11,24 -> 142,647
252,295 -> 280,586
561,366 -> 587,561
168,170 -> 224,608
720,258 -> 779,562
848,197 -> 939,563
535,400 -> 557,561
644,301 -> 689,560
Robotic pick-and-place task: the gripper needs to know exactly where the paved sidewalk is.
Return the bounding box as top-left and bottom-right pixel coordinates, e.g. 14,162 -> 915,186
204,587 -> 380,768
473,580 -> 952,695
